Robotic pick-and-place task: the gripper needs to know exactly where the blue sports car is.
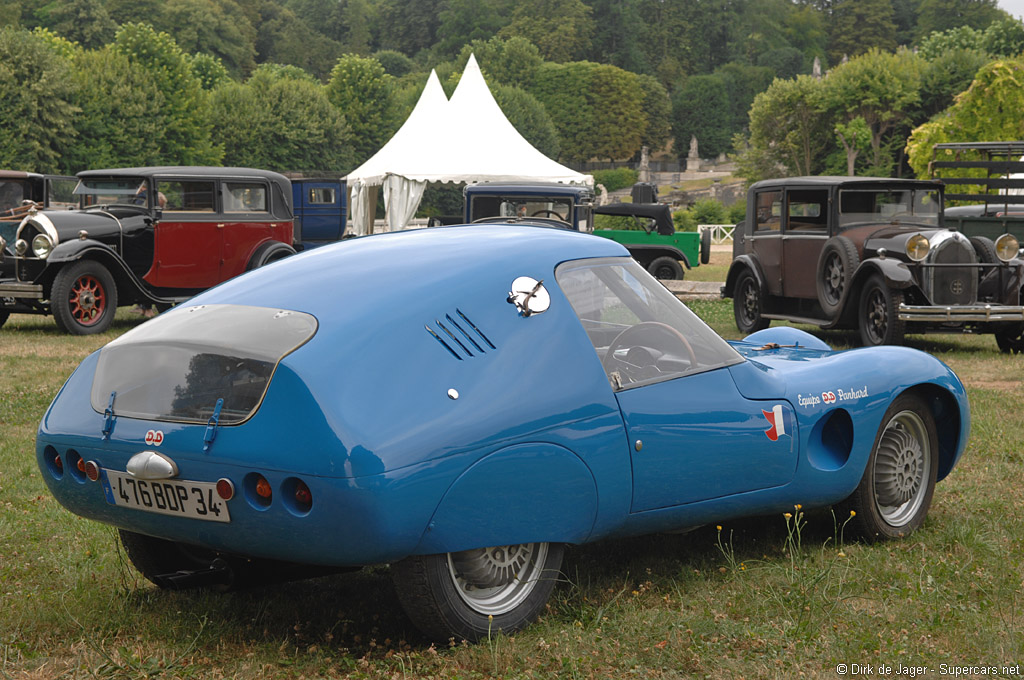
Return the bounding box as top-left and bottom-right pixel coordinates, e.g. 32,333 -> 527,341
37,224 -> 969,641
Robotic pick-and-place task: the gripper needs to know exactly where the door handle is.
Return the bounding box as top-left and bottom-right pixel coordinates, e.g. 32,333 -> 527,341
216,223 -> 225,229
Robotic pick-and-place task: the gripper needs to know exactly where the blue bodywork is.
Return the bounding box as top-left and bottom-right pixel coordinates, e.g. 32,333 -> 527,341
291,178 -> 346,249
38,224 -> 969,568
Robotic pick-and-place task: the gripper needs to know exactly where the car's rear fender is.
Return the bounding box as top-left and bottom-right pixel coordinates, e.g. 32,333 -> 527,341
723,254 -> 766,298
414,443 -> 599,555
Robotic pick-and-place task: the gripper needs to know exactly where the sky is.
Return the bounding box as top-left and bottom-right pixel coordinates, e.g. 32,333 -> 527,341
999,0 -> 1024,18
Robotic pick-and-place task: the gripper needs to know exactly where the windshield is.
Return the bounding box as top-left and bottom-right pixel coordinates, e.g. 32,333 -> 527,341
556,258 -> 743,390
90,305 -> 317,424
470,195 -> 575,223
838,188 -> 941,227
75,177 -> 149,208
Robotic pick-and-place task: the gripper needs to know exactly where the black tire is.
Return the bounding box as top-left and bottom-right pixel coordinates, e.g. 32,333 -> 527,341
858,274 -> 905,346
647,256 -> 684,280
970,235 -> 999,264
118,529 -> 223,588
733,268 -> 769,333
246,242 -> 296,271
995,323 -> 1024,354
0,311 -> 7,330
391,542 -> 564,642
816,236 -> 860,316
51,260 -> 118,335
700,227 -> 712,265
840,393 -> 938,541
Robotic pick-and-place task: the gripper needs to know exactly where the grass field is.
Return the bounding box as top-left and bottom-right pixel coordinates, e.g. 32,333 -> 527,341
2,298 -> 1023,679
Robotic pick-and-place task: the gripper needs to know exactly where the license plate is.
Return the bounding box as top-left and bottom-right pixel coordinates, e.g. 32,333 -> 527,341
102,470 -> 230,523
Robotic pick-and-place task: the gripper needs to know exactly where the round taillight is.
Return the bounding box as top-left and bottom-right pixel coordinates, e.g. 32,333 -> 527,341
294,480 -> 312,506
216,478 -> 235,501
53,455 -> 63,471
84,460 -> 101,482
255,476 -> 272,499
77,457 -> 86,473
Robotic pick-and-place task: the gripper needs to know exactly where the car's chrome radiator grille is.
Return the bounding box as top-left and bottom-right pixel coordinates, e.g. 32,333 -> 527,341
425,309 -> 495,360
927,238 -> 977,305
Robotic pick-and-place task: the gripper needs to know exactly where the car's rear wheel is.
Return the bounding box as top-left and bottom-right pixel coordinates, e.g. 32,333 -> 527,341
816,236 -> 859,316
51,260 -> 117,335
647,256 -> 684,280
840,393 -> 938,540
119,529 -> 227,588
0,311 -> 7,330
733,269 -> 769,333
391,542 -> 564,642
858,274 -> 905,346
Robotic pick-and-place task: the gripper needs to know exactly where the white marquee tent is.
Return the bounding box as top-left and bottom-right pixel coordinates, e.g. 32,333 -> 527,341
346,54 -> 592,235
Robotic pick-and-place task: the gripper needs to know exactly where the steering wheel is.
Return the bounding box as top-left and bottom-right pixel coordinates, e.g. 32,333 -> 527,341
532,209 -> 568,222
601,322 -> 697,386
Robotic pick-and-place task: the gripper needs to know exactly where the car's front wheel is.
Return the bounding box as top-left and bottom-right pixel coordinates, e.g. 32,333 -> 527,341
647,256 -> 684,280
841,393 -> 938,540
995,323 -> 1024,354
0,310 -> 7,330
733,269 -> 769,333
391,542 -> 564,642
51,259 -> 118,335
858,274 -> 905,346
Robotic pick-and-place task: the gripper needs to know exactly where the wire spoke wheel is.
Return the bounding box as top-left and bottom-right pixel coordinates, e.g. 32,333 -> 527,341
447,543 -> 549,616
872,409 -> 931,527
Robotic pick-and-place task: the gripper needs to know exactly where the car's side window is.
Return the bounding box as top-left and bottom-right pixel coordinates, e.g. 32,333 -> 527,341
785,189 -> 828,231
308,187 -> 336,204
754,190 -> 782,232
159,181 -> 216,212
557,258 -> 743,390
224,182 -> 269,213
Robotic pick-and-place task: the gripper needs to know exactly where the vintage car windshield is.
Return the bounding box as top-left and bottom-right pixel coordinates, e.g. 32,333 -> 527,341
556,258 -> 743,389
90,305 -> 317,424
74,177 -> 148,207
838,188 -> 940,227
470,195 -> 574,222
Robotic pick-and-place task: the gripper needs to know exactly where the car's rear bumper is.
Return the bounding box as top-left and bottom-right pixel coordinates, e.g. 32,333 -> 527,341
898,303 -> 1024,322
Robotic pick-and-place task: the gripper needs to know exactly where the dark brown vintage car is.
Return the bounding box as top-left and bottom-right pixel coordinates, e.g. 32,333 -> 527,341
723,176 -> 1024,351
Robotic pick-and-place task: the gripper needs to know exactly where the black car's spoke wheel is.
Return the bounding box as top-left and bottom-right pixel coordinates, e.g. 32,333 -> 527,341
51,260 -> 118,335
391,542 -> 564,642
858,274 -> 905,346
841,394 -> 938,540
995,323 -> 1024,354
816,236 -> 859,316
733,269 -> 769,333
647,256 -> 684,280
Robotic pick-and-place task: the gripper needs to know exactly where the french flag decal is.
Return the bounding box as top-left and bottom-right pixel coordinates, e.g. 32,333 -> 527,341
762,404 -> 786,441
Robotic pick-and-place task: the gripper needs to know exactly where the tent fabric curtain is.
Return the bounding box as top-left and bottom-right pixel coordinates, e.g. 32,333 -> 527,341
348,180 -> 379,237
383,175 -> 426,232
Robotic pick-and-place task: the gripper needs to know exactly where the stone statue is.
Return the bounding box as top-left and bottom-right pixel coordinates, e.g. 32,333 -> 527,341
688,135 -> 699,159
638,145 -> 650,182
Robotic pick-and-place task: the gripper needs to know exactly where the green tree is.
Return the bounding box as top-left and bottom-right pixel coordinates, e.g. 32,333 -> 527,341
671,75 -> 732,159
819,48 -> 922,175
325,54 -> 398,163
916,25 -> 985,59
159,0 -> 258,77
738,74 -> 833,181
833,116 -> 872,175
636,74 -> 671,153
916,0 -> 1005,39
254,2 -> 341,80
907,58 -> 1024,176
918,48 -> 989,118
828,0 -> 898,63
980,16 -> 1024,55
456,36 -> 543,89
715,62 -> 775,136
499,0 -> 594,62
191,52 -> 230,90
65,48 -> 164,171
376,0 -> 443,57
44,0 -> 116,49
112,23 -> 222,164
211,68 -> 354,171
435,0 -> 507,59
0,27 -> 77,173
586,0 -> 649,73
492,83 -> 559,158
374,49 -> 414,77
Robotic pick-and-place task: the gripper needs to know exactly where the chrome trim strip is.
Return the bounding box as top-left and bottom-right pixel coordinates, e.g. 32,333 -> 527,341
898,303 -> 1024,322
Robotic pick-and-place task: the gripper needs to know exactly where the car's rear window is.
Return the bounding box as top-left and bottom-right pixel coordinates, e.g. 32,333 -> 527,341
90,305 -> 317,424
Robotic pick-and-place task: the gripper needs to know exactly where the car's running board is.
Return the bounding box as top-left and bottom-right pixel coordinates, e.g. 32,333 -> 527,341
763,314 -> 831,327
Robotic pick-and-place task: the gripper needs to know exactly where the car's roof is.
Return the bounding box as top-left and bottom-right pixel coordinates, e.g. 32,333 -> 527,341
750,176 -> 942,190
466,182 -> 592,195
0,170 -> 40,180
78,166 -> 289,182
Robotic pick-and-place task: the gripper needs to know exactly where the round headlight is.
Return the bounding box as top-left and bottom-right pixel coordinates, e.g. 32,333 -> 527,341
14,239 -> 28,255
31,233 -> 54,259
906,233 -> 930,262
995,233 -> 1019,262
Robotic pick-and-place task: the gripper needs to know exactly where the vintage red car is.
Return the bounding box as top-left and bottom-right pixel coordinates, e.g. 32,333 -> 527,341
0,167 -> 296,334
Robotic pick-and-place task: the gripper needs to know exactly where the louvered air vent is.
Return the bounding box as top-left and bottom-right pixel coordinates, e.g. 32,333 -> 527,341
425,309 -> 496,360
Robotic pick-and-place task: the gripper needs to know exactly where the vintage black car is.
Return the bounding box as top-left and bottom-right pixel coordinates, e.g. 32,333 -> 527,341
723,176 -> 1024,351
0,167 -> 296,334
0,170 -> 77,276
